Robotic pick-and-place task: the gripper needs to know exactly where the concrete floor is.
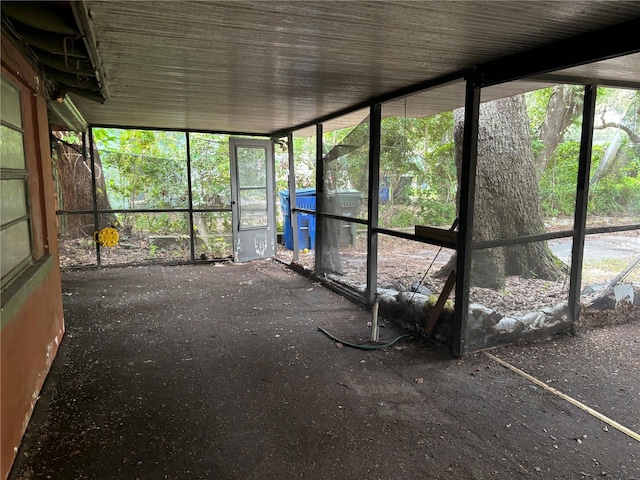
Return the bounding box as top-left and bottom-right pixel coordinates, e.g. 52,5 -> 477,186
10,260 -> 640,480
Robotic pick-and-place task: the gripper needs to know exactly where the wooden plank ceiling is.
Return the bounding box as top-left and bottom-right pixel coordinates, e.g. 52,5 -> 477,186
68,1 -> 640,134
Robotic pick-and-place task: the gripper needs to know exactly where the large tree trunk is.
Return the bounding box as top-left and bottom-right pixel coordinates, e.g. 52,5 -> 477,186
52,133 -> 115,238
437,95 -> 564,289
535,85 -> 580,178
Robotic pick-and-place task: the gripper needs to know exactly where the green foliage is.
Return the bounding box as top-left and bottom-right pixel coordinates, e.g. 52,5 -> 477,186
60,131 -> 81,145
274,145 -> 289,195
410,182 -> 457,226
94,129 -> 236,240
292,136 -> 316,188
589,150 -> 640,216
206,237 -> 232,257
95,129 -> 235,212
587,89 -> 640,217
537,87 -> 640,219
379,112 -> 456,226
114,212 -> 188,236
189,133 -> 231,208
319,111 -> 456,227
323,121 -> 370,193
539,139 -> 640,218
194,213 -> 233,258
95,129 -> 188,210
526,87 -> 554,135
538,141 -> 581,216
387,208 -> 414,228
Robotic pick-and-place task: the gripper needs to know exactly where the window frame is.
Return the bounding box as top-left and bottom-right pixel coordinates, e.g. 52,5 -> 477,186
1,73 -> 34,289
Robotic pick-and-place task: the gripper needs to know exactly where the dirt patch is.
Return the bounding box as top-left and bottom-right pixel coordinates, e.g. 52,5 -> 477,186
577,302 -> 640,330
278,235 -> 570,313
10,261 -> 639,480
494,321 -> 640,435
58,234 -> 231,267
278,231 -> 639,317
59,235 -> 189,266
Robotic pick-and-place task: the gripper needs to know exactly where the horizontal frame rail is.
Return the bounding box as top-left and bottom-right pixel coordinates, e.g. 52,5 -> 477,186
585,223 -> 640,235
470,223 -> 640,251
57,208 -> 233,215
374,226 -> 456,250
89,123 -> 269,138
472,229 -> 576,250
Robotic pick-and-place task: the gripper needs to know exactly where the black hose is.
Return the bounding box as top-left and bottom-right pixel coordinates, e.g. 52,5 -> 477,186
317,327 -> 414,350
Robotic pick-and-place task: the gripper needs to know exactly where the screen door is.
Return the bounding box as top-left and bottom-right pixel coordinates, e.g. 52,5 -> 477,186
229,138 -> 276,262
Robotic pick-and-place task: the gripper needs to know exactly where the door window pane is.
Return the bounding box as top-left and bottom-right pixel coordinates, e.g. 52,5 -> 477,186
239,188 -> 268,228
237,147 -> 267,188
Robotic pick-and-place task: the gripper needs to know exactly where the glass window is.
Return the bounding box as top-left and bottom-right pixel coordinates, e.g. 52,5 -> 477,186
1,75 -> 22,126
1,178 -> 28,224
1,221 -> 31,278
0,125 -> 26,169
1,74 -> 32,287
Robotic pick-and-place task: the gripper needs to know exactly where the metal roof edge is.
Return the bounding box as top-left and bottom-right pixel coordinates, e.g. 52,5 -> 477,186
49,95 -> 89,131
70,0 -> 110,101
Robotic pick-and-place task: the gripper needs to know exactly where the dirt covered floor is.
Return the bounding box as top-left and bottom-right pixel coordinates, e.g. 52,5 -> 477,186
11,260 -> 639,480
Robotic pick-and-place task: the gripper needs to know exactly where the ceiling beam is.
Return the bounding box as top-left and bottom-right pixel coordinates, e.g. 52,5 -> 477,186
531,73 -> 640,91
478,18 -> 640,87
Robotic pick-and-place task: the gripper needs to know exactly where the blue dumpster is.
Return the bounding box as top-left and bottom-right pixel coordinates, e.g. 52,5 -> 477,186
279,188 -> 316,250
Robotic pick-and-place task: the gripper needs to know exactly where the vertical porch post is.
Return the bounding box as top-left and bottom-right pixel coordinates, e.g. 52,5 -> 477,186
287,131 -> 299,261
88,127 -> 101,266
453,71 -> 481,356
314,124 -> 324,275
366,104 -> 382,305
569,83 -> 597,324
186,132 -> 195,262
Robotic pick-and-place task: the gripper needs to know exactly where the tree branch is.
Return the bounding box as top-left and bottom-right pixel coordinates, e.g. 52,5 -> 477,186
594,121 -> 640,143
